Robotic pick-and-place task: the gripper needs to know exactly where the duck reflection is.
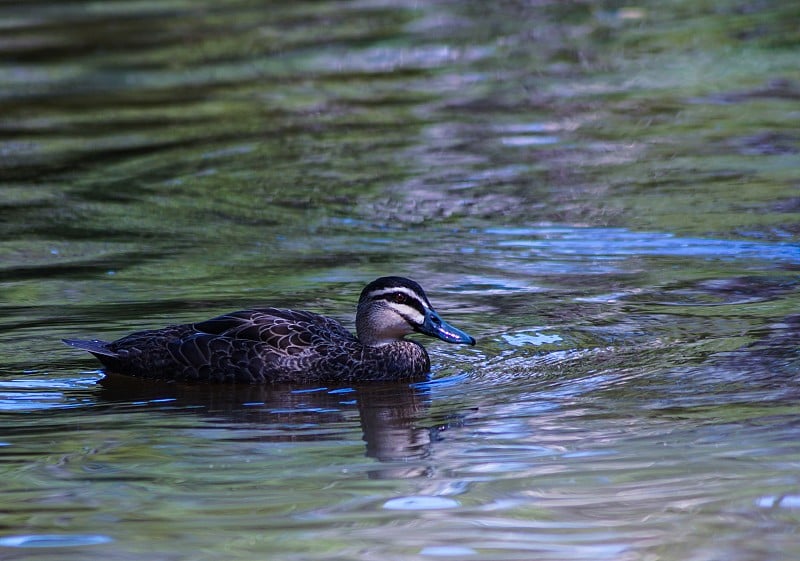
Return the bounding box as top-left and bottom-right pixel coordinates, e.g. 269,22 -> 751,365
97,375 -> 445,473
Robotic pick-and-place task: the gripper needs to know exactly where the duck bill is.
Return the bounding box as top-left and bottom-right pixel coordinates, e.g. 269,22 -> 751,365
417,309 -> 476,345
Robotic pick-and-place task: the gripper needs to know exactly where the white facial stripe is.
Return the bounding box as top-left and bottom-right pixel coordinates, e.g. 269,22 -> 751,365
388,302 -> 425,325
367,286 -> 431,309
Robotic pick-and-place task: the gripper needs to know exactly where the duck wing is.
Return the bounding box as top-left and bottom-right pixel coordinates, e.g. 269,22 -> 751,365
154,309 -> 359,383
192,308 -> 357,355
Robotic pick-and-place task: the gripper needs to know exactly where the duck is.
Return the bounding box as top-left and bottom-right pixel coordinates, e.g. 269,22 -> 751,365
63,276 -> 476,384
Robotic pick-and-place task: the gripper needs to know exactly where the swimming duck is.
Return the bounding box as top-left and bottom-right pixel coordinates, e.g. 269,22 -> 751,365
63,276 -> 475,384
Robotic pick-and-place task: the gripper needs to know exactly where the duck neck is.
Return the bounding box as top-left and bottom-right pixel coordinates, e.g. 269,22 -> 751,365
357,339 -> 431,380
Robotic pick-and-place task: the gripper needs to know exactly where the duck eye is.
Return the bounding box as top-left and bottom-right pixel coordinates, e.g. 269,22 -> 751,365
393,293 -> 407,304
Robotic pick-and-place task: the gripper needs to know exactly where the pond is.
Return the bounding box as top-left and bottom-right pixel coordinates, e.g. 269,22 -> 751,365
1,0 -> 799,559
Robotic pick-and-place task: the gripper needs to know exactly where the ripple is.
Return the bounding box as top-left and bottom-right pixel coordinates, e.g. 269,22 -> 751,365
486,226 -> 800,264
0,391 -> 66,411
420,545 -> 478,556
756,494 -> 800,509
383,496 -> 461,510
0,375 -> 100,412
501,135 -> 560,146
502,331 -> 563,347
0,534 -> 112,548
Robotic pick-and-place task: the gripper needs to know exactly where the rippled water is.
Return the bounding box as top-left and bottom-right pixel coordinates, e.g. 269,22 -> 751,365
2,0 -> 799,560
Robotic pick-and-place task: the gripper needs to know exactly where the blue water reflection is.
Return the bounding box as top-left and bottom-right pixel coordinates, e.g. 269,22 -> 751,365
487,226 -> 800,263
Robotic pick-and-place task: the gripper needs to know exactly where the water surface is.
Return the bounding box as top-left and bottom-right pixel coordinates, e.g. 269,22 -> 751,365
2,1 -> 799,560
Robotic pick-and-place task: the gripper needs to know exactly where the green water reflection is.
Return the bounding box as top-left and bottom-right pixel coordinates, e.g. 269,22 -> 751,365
1,0 -> 799,560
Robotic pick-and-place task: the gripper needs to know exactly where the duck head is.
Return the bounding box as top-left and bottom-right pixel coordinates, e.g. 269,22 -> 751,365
356,276 -> 476,348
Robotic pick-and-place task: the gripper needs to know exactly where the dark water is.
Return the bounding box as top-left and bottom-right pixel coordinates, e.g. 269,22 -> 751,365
2,0 -> 800,559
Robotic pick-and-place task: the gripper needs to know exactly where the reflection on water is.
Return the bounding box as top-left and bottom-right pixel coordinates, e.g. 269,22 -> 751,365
96,376 -> 442,469
487,226 -> 800,262
0,374 -> 101,411
2,0 -> 800,559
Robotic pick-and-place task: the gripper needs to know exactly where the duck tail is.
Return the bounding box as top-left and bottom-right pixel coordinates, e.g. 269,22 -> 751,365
62,339 -> 118,358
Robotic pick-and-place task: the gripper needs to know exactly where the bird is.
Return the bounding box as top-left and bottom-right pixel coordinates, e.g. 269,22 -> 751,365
63,276 -> 476,384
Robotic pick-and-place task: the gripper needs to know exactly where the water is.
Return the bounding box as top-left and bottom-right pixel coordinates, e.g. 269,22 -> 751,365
2,0 -> 800,559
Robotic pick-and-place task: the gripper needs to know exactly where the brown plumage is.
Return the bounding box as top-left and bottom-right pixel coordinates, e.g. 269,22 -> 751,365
64,277 -> 475,384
